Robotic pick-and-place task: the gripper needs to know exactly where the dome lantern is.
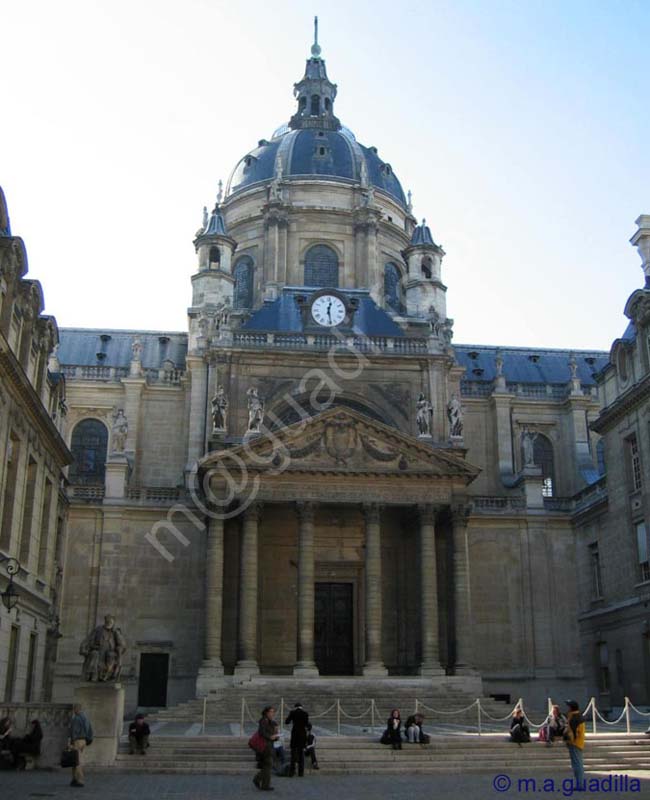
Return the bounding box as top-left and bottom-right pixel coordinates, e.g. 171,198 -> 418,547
289,17 -> 341,132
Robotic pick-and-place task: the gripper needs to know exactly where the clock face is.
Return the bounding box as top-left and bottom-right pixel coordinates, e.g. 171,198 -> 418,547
311,294 -> 346,327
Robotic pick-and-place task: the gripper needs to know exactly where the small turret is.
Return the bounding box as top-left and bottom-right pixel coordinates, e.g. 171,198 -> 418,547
403,218 -> 447,320
289,17 -> 341,132
630,215 -> 650,288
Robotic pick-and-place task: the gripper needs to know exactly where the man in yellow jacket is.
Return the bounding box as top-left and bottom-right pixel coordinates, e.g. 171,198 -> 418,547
564,700 -> 586,788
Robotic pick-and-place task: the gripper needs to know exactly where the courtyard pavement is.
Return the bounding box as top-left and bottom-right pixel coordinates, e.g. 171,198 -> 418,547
3,770 -> 650,800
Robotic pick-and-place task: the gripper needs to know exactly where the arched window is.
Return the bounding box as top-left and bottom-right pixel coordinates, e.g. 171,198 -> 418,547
310,95 -> 320,115
208,246 -> 220,268
299,96 -> 307,112
233,256 -> 254,309
324,98 -> 331,111
384,262 -> 403,313
533,434 -> 555,497
69,419 -> 108,485
421,257 -> 432,279
304,245 -> 339,288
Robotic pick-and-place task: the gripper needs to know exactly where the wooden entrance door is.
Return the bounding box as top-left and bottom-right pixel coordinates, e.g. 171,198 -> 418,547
314,582 -> 354,675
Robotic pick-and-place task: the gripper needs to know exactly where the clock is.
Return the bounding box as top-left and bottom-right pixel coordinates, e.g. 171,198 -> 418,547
311,294 -> 346,327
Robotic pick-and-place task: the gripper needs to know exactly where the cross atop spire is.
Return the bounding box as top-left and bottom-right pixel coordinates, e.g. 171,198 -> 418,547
311,16 -> 321,58
216,179 -> 223,204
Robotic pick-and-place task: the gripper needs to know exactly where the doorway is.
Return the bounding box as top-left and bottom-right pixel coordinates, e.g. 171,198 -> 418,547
315,582 -> 354,675
137,653 -> 169,707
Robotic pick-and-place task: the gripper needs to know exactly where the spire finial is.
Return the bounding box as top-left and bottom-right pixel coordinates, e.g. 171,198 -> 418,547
216,179 -> 223,204
422,218 -> 426,227
407,190 -> 413,212
311,16 -> 321,58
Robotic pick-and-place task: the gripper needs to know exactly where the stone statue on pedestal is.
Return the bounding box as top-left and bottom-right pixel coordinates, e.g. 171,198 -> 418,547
447,394 -> 464,437
416,393 -> 433,437
246,387 -> 265,433
79,615 -> 126,682
211,385 -> 228,432
111,409 -> 128,453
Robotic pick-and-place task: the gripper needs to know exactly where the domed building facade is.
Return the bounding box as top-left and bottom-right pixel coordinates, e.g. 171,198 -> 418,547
36,27 -> 628,714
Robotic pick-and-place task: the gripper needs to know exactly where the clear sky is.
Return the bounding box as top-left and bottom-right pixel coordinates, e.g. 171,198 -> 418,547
2,0 -> 649,350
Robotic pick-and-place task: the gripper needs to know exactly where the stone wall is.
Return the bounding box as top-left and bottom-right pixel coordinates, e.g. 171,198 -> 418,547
0,702 -> 71,768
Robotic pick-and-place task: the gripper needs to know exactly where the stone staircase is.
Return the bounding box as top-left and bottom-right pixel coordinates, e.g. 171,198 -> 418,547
113,733 -> 650,775
150,678 -> 513,729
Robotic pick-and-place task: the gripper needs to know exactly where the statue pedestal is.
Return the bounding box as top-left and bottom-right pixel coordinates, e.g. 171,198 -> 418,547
105,454 -> 129,499
73,682 -> 125,766
521,465 -> 544,509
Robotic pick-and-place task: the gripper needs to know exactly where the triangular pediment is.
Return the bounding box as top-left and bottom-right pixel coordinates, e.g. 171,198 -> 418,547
206,406 -> 480,483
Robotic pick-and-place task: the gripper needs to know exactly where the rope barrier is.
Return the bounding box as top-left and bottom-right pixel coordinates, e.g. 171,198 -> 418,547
627,700 -> 650,717
236,694 -> 650,736
593,706 -> 628,726
309,702 -> 338,719
418,699 -> 479,716
339,704 -> 373,720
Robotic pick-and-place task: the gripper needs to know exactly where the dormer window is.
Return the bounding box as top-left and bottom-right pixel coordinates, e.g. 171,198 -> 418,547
528,354 -> 540,363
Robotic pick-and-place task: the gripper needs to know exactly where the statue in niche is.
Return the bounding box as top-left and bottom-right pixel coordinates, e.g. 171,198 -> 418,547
521,426 -> 539,467
246,387 -> 265,433
211,385 -> 228,432
416,393 -> 433,436
215,298 -> 231,330
79,614 -> 126,682
111,409 -> 128,453
447,394 -> 464,437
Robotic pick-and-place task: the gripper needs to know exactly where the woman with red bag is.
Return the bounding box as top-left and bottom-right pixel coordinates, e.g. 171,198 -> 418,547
253,706 -> 279,791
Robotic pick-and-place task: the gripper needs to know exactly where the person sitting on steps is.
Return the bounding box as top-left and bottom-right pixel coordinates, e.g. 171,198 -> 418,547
128,714 -> 150,755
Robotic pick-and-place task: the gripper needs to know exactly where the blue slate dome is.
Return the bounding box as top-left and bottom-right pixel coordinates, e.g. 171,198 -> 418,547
225,24 -> 407,208
226,126 -> 407,208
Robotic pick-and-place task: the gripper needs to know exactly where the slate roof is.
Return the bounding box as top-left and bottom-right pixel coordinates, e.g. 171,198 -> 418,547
202,205 -> 228,236
410,220 -> 436,247
240,289 -> 405,337
56,325 -> 610,384
455,344 -> 609,386
227,127 -> 407,207
58,329 -> 188,370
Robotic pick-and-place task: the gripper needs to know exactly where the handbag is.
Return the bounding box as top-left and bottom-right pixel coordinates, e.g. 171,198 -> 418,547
60,747 -> 79,768
248,731 -> 267,754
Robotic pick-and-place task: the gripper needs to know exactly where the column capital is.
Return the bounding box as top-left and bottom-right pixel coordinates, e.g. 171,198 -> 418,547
362,502 -> 381,525
451,502 -> 472,527
242,501 -> 263,523
296,501 -> 315,524
417,503 -> 437,526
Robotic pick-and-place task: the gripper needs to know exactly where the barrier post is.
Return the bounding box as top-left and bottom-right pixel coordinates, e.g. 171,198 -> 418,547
591,698 -> 597,735
280,698 -> 284,733
415,698 -> 419,715
477,699 -> 482,736
371,699 -> 375,734
625,697 -> 631,735
202,696 -> 207,734
241,697 -> 246,737
337,699 -> 341,736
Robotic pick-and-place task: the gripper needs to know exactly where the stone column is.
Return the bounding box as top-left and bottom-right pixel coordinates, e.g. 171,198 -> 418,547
418,504 -> 444,675
294,502 -> 319,677
196,515 -> 225,696
451,505 -> 476,674
363,503 -> 388,675
235,503 -> 261,678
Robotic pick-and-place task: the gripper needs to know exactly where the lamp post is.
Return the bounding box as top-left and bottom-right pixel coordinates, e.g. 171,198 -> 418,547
1,557 -> 21,612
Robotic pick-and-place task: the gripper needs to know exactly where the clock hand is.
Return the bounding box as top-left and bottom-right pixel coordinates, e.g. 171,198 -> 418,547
327,301 -> 332,322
